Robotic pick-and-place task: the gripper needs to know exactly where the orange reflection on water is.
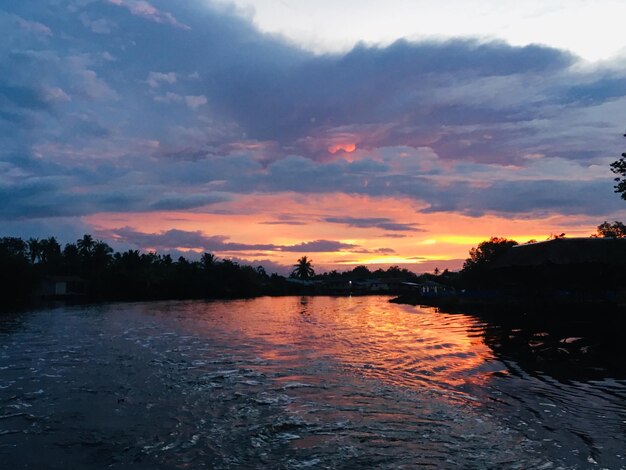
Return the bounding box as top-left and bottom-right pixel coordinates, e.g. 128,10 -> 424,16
185,296 -> 500,393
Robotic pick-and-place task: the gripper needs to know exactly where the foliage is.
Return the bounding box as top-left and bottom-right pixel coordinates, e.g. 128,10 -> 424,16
595,220 -> 626,238
462,237 -> 518,274
291,256 -> 315,279
547,233 -> 566,240
0,237 -> 36,305
610,133 -> 626,200
0,234 -> 272,305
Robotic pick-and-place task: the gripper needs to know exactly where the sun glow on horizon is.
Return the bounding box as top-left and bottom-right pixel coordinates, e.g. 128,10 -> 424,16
84,191 -> 605,274
328,142 -> 357,154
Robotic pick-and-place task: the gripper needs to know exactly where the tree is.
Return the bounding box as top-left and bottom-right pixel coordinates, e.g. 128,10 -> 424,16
610,132 -> 626,200
26,238 -> 41,264
63,243 -> 81,273
462,237 -> 518,273
547,233 -> 566,240
350,265 -> 371,278
77,234 -> 95,258
0,237 -> 27,258
92,240 -> 113,269
201,252 -> 216,269
291,256 -> 315,279
39,237 -> 61,265
595,220 -> 626,238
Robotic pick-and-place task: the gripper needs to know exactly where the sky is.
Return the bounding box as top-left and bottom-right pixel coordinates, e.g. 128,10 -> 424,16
1,0 -> 626,274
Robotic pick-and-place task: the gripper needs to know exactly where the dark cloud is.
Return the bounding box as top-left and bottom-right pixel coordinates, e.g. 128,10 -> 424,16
381,234 -> 408,238
106,227 -> 358,253
324,216 -> 422,232
149,193 -> 231,210
0,84 -> 49,110
260,220 -> 307,226
353,247 -> 397,255
283,240 -> 356,252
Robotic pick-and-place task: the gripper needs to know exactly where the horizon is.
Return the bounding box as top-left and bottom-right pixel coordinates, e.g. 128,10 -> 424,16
2,0 -> 626,275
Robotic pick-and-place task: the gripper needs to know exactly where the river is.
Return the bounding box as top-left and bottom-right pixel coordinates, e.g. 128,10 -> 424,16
1,296 -> 625,469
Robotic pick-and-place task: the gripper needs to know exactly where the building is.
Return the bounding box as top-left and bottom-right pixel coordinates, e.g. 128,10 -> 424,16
38,276 -> 87,298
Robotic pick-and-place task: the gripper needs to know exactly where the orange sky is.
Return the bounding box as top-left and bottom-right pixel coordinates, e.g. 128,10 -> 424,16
85,192 -> 600,273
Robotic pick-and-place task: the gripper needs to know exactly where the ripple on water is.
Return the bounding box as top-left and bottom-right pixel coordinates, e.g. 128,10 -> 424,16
0,297 -> 624,469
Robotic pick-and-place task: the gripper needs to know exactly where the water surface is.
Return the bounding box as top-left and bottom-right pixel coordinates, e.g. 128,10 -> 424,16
1,297 -> 624,468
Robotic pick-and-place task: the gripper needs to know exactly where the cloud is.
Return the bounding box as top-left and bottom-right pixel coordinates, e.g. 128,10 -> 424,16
0,84 -> 49,111
324,216 -> 422,232
282,239 -> 356,252
106,0 -> 190,30
105,227 -> 359,254
1,0 -> 625,237
149,192 -> 231,210
147,71 -> 177,88
184,95 -> 207,109
16,17 -> 52,37
154,92 -> 183,104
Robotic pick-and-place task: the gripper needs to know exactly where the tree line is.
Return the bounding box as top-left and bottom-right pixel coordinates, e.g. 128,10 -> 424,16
0,236 -> 431,307
0,234 -> 277,306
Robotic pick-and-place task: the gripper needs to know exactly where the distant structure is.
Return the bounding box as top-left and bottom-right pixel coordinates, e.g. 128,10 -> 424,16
491,237 -> 626,268
38,276 -> 87,299
487,237 -> 626,299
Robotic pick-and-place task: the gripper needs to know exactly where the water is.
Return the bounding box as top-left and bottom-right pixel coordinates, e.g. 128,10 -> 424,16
0,296 -> 624,469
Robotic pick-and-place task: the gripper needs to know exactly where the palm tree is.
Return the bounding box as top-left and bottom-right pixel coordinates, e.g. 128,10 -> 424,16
39,237 -> 61,265
77,234 -> 95,258
92,240 -> 113,269
291,256 -> 315,279
201,252 -> 216,269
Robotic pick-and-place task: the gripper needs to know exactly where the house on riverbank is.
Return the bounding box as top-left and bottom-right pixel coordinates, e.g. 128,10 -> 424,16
393,238 -> 626,311
38,276 -> 87,299
488,238 -> 626,295
491,237 -> 626,269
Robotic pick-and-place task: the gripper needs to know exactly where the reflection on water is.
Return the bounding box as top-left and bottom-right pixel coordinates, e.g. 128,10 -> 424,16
0,297 -> 624,468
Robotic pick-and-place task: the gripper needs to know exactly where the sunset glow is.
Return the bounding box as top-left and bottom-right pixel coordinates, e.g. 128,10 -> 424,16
2,0 -> 625,275
328,143 -> 357,154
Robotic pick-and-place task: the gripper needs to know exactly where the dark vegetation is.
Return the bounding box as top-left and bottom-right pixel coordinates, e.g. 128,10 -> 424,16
459,221 -> 626,286
0,235 -> 428,308
0,235 -> 273,307
392,221 -> 626,312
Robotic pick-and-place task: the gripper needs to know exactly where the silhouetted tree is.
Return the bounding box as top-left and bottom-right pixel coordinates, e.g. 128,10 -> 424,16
201,252 -> 216,269
462,237 -> 518,273
1,237 -> 27,258
0,233 -> 282,305
350,265 -> 371,278
0,237 -> 35,304
291,256 -> 315,279
77,234 -> 95,258
62,243 -> 81,274
610,132 -> 626,199
595,220 -> 626,238
39,237 -> 61,268
27,238 -> 41,264
547,233 -> 566,240
92,240 -> 113,268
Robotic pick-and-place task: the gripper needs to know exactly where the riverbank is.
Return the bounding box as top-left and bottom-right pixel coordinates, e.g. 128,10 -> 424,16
390,292 -> 626,319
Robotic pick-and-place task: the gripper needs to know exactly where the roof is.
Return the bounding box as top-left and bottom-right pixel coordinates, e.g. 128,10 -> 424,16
490,237 -> 626,268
